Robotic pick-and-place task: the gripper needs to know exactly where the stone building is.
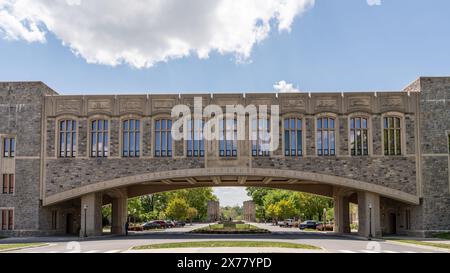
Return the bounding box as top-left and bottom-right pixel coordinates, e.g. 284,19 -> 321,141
1,77 -> 450,237
243,201 -> 256,222
207,201 -> 220,222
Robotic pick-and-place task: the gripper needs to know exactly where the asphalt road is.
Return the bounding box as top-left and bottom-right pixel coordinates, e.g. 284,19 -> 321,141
1,223 -> 447,253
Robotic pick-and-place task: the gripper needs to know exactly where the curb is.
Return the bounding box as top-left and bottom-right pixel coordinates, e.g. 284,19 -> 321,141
386,240 -> 450,253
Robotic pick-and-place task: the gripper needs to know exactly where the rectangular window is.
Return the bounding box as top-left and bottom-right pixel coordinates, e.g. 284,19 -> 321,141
2,174 -> 7,194
405,209 -> 411,230
3,137 -> 15,158
8,210 -> 13,230
1,209 -> 12,230
1,174 -> 14,194
284,118 -> 302,157
187,119 -> 204,157
252,117 -> 270,157
350,117 -> 369,156
123,119 -> 141,157
90,120 -> 109,157
383,117 -> 402,156
8,174 -> 14,194
59,120 -> 77,157
317,117 -> 335,156
154,119 -> 172,157
219,118 -> 237,157
1,210 -> 6,230
51,210 -> 57,230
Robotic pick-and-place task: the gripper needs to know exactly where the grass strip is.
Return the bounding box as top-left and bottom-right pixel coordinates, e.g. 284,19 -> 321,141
133,240 -> 321,250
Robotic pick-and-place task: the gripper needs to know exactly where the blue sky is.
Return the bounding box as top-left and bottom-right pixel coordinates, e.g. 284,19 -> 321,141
1,0 -> 449,95
1,0 -> 449,206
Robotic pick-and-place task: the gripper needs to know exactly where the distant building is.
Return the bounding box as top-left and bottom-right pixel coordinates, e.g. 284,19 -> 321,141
207,201 -> 220,222
243,201 -> 256,222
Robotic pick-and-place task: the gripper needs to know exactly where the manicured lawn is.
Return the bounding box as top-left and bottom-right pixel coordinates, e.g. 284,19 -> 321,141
133,241 -> 321,250
394,240 -> 450,250
433,232 -> 450,240
191,223 -> 269,234
0,243 -> 47,251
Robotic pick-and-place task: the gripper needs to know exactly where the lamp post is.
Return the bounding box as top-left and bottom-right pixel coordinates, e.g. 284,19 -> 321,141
83,204 -> 88,238
323,208 -> 327,231
368,203 -> 373,240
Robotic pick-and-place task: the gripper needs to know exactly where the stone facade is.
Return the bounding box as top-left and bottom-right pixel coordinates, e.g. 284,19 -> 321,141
0,77 -> 449,237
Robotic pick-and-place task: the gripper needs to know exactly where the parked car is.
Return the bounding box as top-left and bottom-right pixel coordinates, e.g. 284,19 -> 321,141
154,220 -> 168,228
165,220 -> 175,228
316,222 -> 334,231
278,219 -> 295,227
299,220 -> 318,230
174,220 -> 186,227
128,224 -> 144,231
142,221 -> 161,230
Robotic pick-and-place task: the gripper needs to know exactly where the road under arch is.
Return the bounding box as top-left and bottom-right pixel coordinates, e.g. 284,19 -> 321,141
43,168 -> 418,239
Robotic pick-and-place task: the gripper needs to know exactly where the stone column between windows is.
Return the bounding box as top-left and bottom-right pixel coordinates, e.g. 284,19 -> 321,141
80,192 -> 103,237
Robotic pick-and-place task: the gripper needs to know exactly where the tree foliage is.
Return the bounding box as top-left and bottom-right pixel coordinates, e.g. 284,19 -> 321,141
246,188 -> 333,221
165,197 -> 190,220
121,187 -> 218,223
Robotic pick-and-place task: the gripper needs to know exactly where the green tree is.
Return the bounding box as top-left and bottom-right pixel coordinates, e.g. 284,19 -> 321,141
165,197 -> 190,221
276,199 -> 297,220
187,207 -> 198,224
220,205 -> 243,220
265,203 -> 279,221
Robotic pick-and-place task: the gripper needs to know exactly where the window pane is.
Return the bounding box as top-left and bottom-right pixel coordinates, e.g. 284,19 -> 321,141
123,131 -> 129,156
350,118 -> 355,129
155,132 -> 160,155
317,118 -> 322,129
129,132 -> 135,156
4,138 -> 9,157
285,130 -> 290,154
330,131 -> 335,150
136,132 -> 140,156
323,118 -> 328,129
330,118 -> 335,129
72,132 -> 76,156
130,120 -> 134,131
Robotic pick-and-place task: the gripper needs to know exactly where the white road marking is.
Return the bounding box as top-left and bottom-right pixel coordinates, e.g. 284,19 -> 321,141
360,250 -> 379,253
83,250 -> 99,253
383,250 -> 398,253
403,251 -> 417,253
339,250 -> 357,253
104,250 -> 121,253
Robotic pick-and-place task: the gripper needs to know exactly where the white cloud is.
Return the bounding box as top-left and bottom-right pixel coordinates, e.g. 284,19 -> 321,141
367,0 -> 382,6
0,0 -> 315,68
213,187 -> 250,207
274,80 -> 300,93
